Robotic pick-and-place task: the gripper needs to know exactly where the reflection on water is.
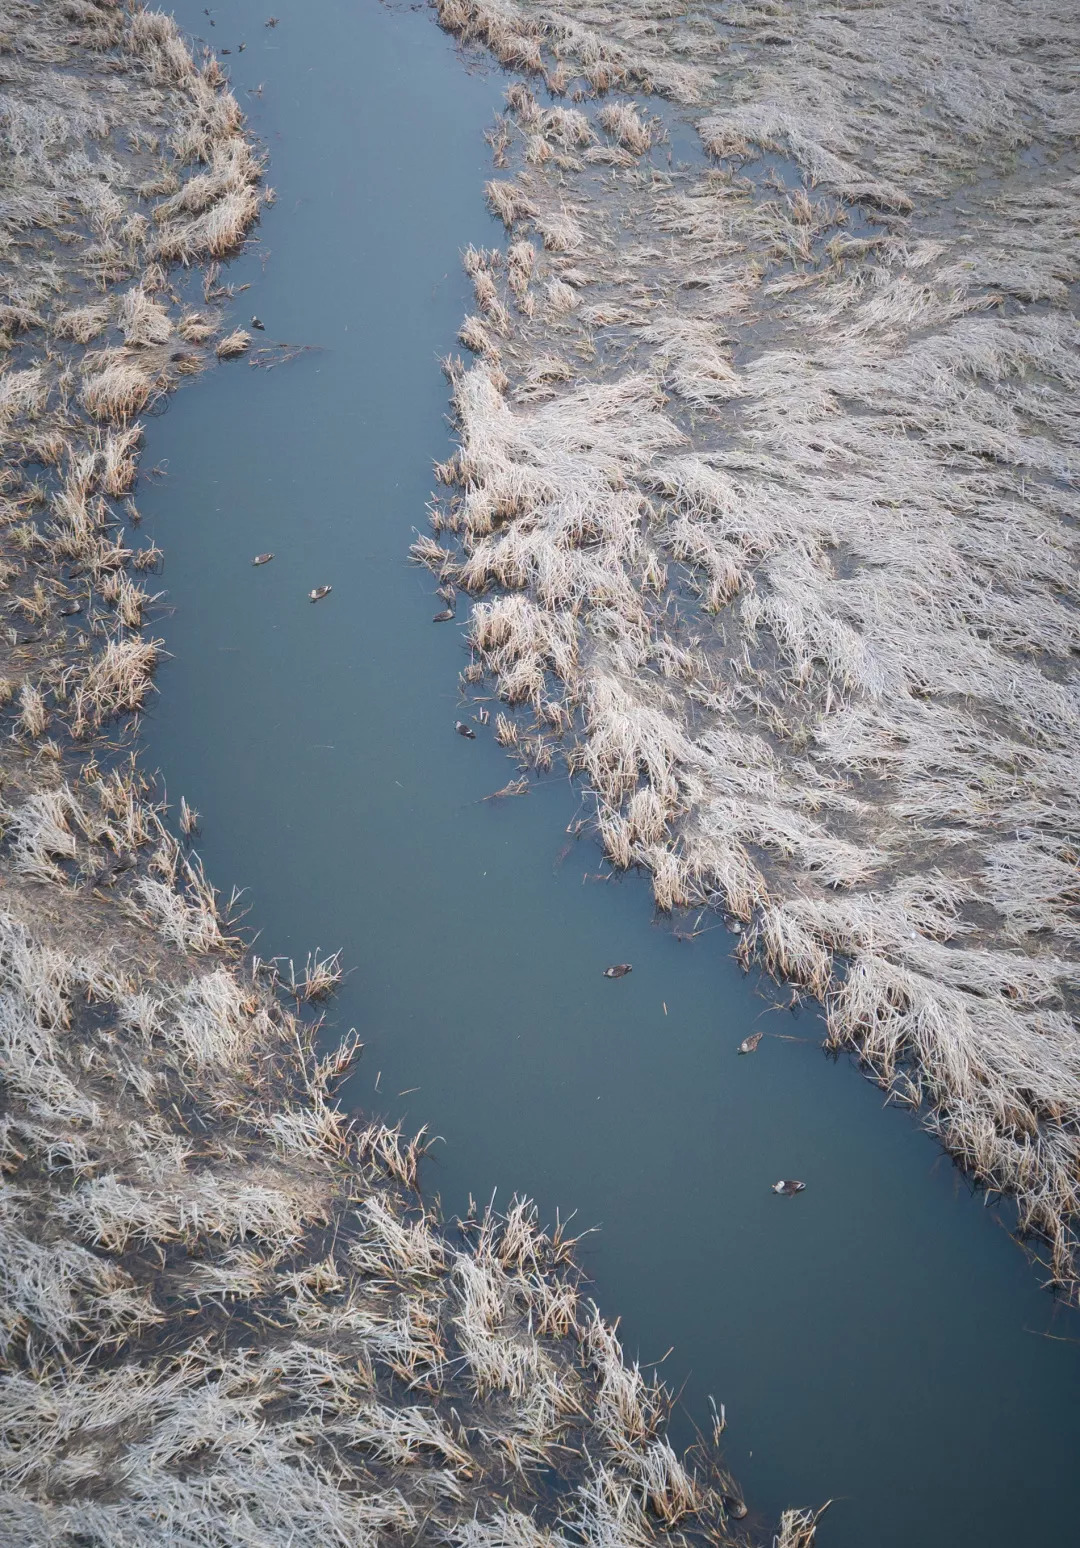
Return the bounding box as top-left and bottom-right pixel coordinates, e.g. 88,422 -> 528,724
139,3 -> 1080,1542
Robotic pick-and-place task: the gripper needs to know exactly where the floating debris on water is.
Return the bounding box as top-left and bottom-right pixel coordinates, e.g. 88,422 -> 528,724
484,777 -> 530,800
216,328 -> 252,359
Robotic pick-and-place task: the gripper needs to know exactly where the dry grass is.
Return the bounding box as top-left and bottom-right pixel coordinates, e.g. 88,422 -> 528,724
599,102 -> 653,156
81,352 -> 166,421
100,569 -> 154,626
774,1505 -> 830,1548
118,285 -> 173,347
217,326 -> 252,358
97,423 -> 143,496
73,636 -> 161,732
53,302 -> 112,344
285,948 -> 344,1002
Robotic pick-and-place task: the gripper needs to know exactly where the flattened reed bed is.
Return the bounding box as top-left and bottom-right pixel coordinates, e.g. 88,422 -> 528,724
0,4 -> 777,1545
428,1 -> 1080,1291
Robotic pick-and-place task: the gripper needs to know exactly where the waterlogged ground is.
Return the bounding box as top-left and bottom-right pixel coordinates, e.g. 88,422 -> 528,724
137,2 -> 1080,1542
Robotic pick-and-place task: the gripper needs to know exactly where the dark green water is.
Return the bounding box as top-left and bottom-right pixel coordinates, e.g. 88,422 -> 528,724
140,3 -> 1080,1541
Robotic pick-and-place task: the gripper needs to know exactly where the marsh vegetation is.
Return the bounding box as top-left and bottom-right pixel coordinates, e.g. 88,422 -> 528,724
426,0 -> 1080,1293
0,4 -> 771,1543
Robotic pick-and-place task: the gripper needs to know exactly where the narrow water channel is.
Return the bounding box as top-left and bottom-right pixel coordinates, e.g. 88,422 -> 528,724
138,3 -> 1080,1543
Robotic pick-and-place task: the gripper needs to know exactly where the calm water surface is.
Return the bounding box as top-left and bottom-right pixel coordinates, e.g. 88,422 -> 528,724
140,3 -> 1080,1541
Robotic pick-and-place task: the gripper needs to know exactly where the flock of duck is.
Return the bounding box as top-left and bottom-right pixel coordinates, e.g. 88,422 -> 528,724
249,549 -> 329,603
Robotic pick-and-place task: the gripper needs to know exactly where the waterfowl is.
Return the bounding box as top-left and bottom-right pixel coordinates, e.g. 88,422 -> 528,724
59,601 -> 82,616
87,853 -> 134,892
252,552 -> 274,566
454,720 -> 476,739
432,608 -> 455,622
738,1031 -> 762,1054
771,1179 -> 805,1195
309,585 -> 331,601
721,1496 -> 748,1521
251,315 -> 265,330
603,963 -> 632,978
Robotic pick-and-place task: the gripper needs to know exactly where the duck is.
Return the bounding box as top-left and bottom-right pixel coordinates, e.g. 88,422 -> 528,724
738,1031 -> 762,1054
432,608 -> 455,622
86,852 -> 135,893
251,315 -> 265,330
772,1179 -> 805,1195
252,552 -> 274,566
455,720 -> 476,739
309,585 -> 332,602
720,1496 -> 748,1521
603,963 -> 632,978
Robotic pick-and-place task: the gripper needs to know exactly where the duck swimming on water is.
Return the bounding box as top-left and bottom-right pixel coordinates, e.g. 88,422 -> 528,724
309,585 -> 332,602
772,1179 -> 806,1195
603,963 -> 632,978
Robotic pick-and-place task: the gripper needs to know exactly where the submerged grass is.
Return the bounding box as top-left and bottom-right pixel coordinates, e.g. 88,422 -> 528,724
429,0 -> 1080,1294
